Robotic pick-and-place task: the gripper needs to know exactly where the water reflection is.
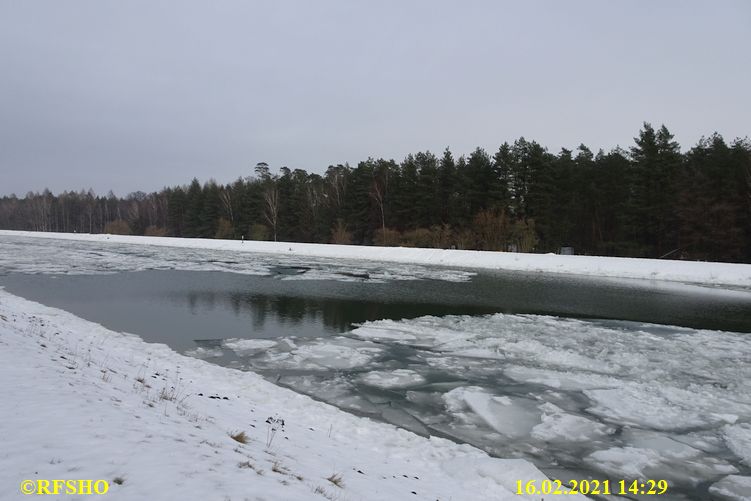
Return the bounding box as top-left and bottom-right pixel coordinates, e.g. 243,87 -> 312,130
180,289 -> 496,334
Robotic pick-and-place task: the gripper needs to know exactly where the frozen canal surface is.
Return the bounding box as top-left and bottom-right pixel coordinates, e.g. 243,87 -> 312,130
2,235 -> 751,500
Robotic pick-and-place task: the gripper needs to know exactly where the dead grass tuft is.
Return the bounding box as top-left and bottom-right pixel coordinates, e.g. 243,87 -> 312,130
327,473 -> 344,488
238,461 -> 265,475
229,431 -> 249,444
271,461 -> 290,475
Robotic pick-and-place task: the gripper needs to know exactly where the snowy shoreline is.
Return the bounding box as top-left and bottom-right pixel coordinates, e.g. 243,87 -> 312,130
0,289 -> 565,500
2,230 -> 750,288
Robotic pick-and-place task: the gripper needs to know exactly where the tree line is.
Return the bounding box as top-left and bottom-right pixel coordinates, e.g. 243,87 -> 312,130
1,123 -> 749,262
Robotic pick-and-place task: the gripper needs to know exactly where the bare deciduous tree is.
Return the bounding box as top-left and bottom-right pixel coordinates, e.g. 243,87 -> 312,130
264,183 -> 279,242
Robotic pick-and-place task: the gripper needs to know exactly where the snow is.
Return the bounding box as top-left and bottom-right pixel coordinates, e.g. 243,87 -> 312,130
0,289 -> 575,500
3,229 -> 751,286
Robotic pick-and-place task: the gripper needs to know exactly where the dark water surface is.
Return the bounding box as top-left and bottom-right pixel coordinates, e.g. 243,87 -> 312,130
1,269 -> 750,350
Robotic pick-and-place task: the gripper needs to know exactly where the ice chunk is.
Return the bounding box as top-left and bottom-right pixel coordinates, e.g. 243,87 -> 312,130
584,384 -> 732,430
380,407 -> 429,436
670,431 -> 727,454
585,446 -> 663,479
444,387 -> 540,439
709,475 -> 751,501
440,456 -> 589,500
723,423 -> 751,465
505,365 -> 621,390
281,375 -> 382,414
587,430 -> 738,486
531,402 -> 613,442
250,336 -> 383,370
359,369 -> 426,389
184,346 -> 223,359
621,429 -> 705,459
222,338 -> 277,356
290,338 -> 382,370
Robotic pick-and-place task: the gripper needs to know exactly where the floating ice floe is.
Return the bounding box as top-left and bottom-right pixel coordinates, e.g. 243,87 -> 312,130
359,369 -> 426,389
709,475 -> 751,501
246,336 -> 384,371
183,346 -> 223,359
723,423 -> 751,466
531,402 -> 614,442
594,429 -> 739,485
222,337 -> 278,356
241,312 -> 751,494
443,387 -> 541,439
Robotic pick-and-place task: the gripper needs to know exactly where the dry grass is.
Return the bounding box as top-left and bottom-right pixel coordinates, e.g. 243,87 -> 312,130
238,461 -> 264,475
314,485 -> 340,500
272,461 -> 289,474
326,473 -> 344,488
229,431 -> 249,444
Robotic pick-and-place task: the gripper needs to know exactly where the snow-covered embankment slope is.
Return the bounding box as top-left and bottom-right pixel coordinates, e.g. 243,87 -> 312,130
0,290 -> 564,500
1,230 -> 750,287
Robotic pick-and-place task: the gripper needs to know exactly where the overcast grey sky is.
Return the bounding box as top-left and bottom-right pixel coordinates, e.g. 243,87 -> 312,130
1,1 -> 749,196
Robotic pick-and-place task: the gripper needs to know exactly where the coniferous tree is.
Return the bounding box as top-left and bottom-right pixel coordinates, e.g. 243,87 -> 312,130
1,124 -> 749,262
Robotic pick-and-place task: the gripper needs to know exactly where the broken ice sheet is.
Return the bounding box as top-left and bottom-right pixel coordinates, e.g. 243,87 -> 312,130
193,311 -> 751,493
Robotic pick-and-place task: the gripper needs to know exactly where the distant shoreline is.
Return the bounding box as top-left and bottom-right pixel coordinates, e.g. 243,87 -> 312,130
2,229 -> 750,288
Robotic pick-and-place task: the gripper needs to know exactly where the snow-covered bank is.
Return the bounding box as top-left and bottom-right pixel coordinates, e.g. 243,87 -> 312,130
3,230 -> 751,287
0,289 -> 562,500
